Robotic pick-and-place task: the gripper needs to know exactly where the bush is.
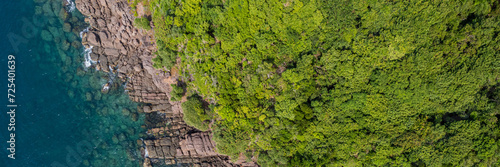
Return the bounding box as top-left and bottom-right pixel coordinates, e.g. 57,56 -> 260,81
170,84 -> 184,101
133,17 -> 150,30
181,95 -> 210,131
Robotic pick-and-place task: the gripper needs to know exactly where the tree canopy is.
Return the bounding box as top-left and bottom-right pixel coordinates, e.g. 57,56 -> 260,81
145,0 -> 500,166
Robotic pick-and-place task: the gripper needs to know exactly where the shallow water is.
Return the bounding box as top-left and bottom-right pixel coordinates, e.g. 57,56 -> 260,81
0,0 -> 145,166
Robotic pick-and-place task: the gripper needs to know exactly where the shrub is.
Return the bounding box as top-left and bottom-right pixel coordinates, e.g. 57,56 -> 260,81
170,84 -> 184,101
181,95 -> 210,131
133,17 -> 150,30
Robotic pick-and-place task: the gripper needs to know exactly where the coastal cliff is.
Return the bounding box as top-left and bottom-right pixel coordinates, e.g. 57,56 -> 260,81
74,0 -> 254,166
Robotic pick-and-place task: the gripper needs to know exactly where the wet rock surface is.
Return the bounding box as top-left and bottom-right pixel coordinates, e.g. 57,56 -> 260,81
75,0 -> 256,166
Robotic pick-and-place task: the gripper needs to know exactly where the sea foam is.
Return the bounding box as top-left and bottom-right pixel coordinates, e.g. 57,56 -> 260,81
83,45 -> 96,68
79,26 -> 89,39
65,0 -> 76,12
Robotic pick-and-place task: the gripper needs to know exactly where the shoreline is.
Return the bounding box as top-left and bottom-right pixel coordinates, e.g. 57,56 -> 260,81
74,0 -> 243,166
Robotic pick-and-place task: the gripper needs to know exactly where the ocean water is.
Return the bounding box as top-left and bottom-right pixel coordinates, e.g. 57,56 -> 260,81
0,0 -> 145,166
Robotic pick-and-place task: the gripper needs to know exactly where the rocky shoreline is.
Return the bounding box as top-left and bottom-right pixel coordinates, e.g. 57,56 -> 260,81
74,0 -> 256,166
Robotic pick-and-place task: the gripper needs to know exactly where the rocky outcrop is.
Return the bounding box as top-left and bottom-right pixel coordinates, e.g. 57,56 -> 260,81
143,132 -> 234,166
75,0 -> 256,166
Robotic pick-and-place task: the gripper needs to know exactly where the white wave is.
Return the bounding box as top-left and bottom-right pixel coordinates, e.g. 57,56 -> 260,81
102,83 -> 110,91
79,26 -> 89,39
65,0 -> 76,12
83,46 -> 96,68
140,138 -> 149,158
108,65 -> 114,72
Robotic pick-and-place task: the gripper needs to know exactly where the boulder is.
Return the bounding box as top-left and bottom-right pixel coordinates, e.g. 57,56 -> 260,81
104,48 -> 120,57
98,55 -> 108,66
87,32 -> 100,46
99,31 -> 113,48
122,108 -> 130,116
97,19 -> 106,28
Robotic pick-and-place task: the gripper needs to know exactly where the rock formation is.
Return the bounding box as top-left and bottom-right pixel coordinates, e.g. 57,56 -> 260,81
75,0 -> 257,166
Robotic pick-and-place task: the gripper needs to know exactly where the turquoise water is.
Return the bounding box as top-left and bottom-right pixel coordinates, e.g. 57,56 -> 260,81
0,0 -> 145,166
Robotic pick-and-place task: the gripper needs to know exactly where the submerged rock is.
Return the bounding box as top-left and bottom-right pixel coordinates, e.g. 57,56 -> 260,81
88,75 -> 102,90
53,36 -> 61,44
127,128 -> 135,136
86,92 -> 92,101
112,135 -> 119,144
71,16 -> 79,23
71,80 -> 78,88
48,26 -> 61,38
131,113 -> 138,122
83,160 -> 90,166
35,6 -> 43,15
63,23 -> 71,32
118,133 -> 126,142
48,17 -> 57,25
61,40 -> 70,51
67,90 -> 74,98
51,0 -> 62,16
59,8 -> 68,21
66,32 -> 77,42
64,72 -> 72,82
101,107 -> 109,115
76,67 -> 85,76
41,30 -> 53,41
64,56 -> 72,66
42,3 -> 53,16
71,41 -> 81,49
122,108 -> 130,116
94,91 -> 102,101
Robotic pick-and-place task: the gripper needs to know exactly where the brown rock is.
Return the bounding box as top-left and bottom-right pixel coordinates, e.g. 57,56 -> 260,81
103,48 -> 119,57
99,31 -> 113,48
87,32 -> 100,46
97,19 -> 106,28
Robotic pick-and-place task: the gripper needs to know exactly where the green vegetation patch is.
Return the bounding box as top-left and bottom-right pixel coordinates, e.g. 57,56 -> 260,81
170,83 -> 184,101
133,17 -> 151,30
148,0 -> 500,166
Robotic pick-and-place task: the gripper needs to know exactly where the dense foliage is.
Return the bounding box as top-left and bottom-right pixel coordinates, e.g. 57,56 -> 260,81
146,0 -> 500,166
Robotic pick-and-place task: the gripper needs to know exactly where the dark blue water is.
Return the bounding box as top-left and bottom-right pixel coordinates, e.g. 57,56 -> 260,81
0,0 -> 145,166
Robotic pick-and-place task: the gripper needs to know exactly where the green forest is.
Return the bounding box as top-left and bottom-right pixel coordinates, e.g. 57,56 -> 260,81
136,0 -> 500,166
